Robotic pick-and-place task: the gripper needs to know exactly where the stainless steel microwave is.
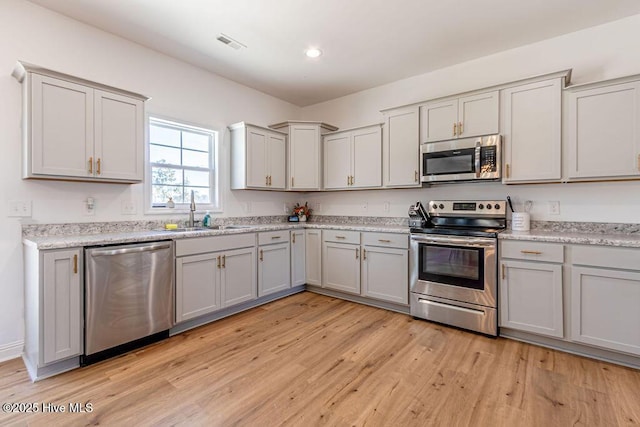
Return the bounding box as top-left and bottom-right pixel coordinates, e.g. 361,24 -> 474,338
420,135 -> 501,183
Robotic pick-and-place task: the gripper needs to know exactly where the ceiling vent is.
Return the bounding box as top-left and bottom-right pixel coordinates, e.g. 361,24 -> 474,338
216,33 -> 246,50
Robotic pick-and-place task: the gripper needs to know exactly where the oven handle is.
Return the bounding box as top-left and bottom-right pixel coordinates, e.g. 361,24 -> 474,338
417,298 -> 486,316
410,234 -> 495,248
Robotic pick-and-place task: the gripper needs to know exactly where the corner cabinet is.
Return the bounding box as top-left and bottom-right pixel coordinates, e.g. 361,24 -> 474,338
420,90 -> 499,143
229,122 -> 287,190
269,121 -> 338,190
323,124 -> 382,190
13,61 -> 146,183
382,106 -> 420,188
501,75 -> 566,183
565,77 -> 640,181
23,244 -> 83,380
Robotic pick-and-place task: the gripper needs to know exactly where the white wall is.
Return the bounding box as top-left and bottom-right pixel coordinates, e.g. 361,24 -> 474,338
0,0 -> 304,355
301,14 -> 640,224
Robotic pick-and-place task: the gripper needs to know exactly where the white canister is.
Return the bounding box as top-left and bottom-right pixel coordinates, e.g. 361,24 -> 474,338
511,212 -> 530,231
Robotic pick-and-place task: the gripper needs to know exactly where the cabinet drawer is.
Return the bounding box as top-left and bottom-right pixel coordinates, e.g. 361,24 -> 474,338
572,245 -> 640,271
501,240 -> 563,263
176,233 -> 256,257
322,229 -> 360,245
362,232 -> 408,249
258,230 -> 289,245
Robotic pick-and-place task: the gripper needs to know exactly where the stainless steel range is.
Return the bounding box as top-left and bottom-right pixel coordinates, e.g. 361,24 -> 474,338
409,200 -> 506,336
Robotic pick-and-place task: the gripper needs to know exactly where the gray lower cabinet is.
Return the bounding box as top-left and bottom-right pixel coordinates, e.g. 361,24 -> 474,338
499,240 -> 564,338
321,230 -> 409,304
23,245 -> 83,380
570,245 -> 640,356
305,229 -> 322,285
291,230 -> 306,286
258,231 -> 291,296
175,234 -> 256,323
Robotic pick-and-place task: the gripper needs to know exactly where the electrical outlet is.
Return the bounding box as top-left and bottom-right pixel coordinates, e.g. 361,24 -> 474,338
283,202 -> 289,214
84,198 -> 95,216
548,201 -> 560,215
121,200 -> 136,215
383,201 -> 390,212
8,200 -> 32,217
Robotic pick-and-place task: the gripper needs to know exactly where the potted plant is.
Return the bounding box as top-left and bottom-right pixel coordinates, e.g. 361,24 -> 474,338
292,202 -> 312,222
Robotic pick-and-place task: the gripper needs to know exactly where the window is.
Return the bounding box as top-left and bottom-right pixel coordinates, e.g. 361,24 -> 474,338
148,117 -> 219,210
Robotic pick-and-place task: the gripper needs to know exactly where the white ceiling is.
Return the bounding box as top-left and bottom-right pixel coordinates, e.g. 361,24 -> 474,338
27,0 -> 640,106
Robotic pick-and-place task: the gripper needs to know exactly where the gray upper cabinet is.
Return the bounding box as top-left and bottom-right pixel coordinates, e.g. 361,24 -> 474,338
565,77 -> 640,181
501,77 -> 563,183
382,106 -> 420,188
13,62 -> 146,183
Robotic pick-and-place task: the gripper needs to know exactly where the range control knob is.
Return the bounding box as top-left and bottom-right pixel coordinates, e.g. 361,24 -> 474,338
478,204 -> 484,209
439,204 -> 444,209
494,203 -> 501,210
486,204 -> 492,210
432,204 -> 438,210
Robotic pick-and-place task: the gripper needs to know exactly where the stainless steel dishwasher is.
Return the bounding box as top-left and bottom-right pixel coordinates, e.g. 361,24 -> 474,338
83,240 -> 174,365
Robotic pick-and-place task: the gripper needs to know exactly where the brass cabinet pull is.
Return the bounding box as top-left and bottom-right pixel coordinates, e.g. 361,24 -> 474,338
501,264 -> 505,280
73,254 -> 78,274
269,176 -> 272,186
259,250 -> 263,262
335,236 -> 346,239
351,176 -> 355,185
458,122 -> 463,135
452,123 -> 457,136
271,236 -> 281,239
378,239 -> 391,243
414,170 -> 418,182
363,248 -> 367,260
222,255 -> 226,268
292,233 -> 296,244
347,175 -> 350,186
88,157 -> 93,174
521,250 -> 542,255
355,248 -> 359,259
217,255 -> 221,268
266,176 -> 269,186
291,177 -> 294,187
97,158 -> 101,175
505,164 -> 510,178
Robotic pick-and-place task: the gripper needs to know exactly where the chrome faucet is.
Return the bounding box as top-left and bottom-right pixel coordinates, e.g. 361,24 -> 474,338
188,190 -> 196,227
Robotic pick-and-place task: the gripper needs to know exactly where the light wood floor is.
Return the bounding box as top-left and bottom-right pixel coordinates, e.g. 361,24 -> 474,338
1,292 -> 640,426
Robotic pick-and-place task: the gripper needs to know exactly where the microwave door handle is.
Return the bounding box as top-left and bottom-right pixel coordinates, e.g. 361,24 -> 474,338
475,144 -> 481,178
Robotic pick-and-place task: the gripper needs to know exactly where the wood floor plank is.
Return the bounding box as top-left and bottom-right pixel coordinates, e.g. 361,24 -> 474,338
1,291 -> 639,426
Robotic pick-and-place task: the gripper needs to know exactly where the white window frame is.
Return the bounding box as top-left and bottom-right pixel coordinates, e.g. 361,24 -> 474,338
145,115 -> 221,214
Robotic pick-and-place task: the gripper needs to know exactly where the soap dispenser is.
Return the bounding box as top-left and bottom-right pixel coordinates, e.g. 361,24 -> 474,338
203,210 -> 211,228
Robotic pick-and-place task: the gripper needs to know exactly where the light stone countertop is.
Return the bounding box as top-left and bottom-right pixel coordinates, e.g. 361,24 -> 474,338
24,223 -> 410,250
499,229 -> 640,248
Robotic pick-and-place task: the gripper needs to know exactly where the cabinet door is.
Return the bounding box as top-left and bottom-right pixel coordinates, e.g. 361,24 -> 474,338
322,242 -> 360,294
176,253 -> 220,323
246,128 -> 268,188
571,266 -> 640,355
421,99 -> 458,143
94,90 -> 144,181
258,243 -> 291,296
42,249 -> 82,364
352,126 -> 382,188
267,132 -> 286,189
458,91 -> 499,138
361,246 -> 408,304
290,125 -> 321,190
384,106 -> 420,187
291,230 -> 306,286
500,260 -> 563,338
221,247 -> 257,307
502,79 -> 561,183
305,229 -> 322,285
323,133 -> 351,189
31,74 -> 93,178
566,81 -> 640,180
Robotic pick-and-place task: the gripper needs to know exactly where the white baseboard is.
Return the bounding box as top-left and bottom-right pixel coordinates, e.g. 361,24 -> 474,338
0,341 -> 23,363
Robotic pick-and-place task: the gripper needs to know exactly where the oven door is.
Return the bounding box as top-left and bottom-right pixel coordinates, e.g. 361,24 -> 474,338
410,234 -> 497,307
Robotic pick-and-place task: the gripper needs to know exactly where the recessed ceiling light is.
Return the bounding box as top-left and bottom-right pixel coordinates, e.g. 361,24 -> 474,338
305,48 -> 322,58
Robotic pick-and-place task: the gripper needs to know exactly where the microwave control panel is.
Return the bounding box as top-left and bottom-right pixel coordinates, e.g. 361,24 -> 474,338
480,146 -> 497,173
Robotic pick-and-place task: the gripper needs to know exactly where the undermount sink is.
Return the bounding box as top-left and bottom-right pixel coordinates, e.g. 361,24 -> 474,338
221,225 -> 253,229
162,226 -> 219,232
